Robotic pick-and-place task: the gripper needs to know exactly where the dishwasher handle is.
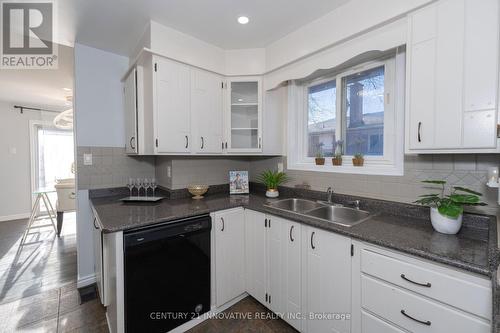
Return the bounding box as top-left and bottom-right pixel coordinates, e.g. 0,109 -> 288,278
124,215 -> 211,247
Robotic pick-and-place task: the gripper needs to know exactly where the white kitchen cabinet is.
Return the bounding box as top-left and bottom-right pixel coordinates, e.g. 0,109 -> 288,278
225,77 -> 263,153
213,208 -> 246,307
244,210 -> 303,331
244,209 -> 268,305
351,241 -> 492,333
279,218 -> 303,331
302,225 -> 352,333
406,0 -> 499,153
123,68 -> 138,154
191,68 -> 224,153
154,56 -> 192,154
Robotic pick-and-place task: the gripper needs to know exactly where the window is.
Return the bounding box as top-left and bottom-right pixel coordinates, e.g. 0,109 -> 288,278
307,80 -> 336,157
288,56 -> 404,175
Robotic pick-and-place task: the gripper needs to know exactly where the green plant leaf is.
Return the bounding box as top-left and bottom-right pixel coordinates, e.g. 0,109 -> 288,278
449,194 -> 480,204
421,180 -> 447,185
452,186 -> 482,196
437,202 -> 463,219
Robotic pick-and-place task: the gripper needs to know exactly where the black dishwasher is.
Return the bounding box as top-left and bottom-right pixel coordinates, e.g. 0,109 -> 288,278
124,215 -> 211,333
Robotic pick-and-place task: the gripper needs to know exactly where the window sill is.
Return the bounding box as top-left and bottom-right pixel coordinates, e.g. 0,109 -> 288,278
288,161 -> 404,176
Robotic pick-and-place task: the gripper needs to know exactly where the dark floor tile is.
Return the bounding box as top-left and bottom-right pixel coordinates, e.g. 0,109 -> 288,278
57,300 -> 106,333
58,289 -> 81,315
7,292 -> 60,328
11,315 -> 58,333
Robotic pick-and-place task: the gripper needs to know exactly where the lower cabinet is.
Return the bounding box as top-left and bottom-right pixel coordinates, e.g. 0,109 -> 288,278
213,208 -> 246,307
351,241 -> 492,333
244,210 -> 304,331
244,209 -> 268,305
244,209 -> 352,332
302,225 -> 352,333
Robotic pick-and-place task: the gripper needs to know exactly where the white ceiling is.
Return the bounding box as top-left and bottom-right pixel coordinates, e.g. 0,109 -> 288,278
64,0 -> 350,56
0,45 -> 73,109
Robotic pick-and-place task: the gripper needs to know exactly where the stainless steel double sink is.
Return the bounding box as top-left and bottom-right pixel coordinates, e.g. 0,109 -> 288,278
264,198 -> 373,227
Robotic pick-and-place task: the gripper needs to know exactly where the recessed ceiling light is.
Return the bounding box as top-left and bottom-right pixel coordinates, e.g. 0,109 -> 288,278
237,16 -> 249,25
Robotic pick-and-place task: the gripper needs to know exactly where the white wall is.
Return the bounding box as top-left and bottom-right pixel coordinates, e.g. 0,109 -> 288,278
74,43 -> 129,286
265,0 -> 433,71
0,101 -> 55,220
74,43 -> 129,147
150,21 -> 226,74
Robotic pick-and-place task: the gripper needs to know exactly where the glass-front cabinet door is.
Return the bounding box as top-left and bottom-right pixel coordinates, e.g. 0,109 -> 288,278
226,77 -> 262,153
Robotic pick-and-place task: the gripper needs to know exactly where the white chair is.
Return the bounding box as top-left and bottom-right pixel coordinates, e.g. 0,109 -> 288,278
54,178 -> 76,236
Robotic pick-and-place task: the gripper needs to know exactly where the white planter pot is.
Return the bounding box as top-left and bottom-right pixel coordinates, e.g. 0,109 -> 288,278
266,189 -> 279,198
430,207 -> 463,235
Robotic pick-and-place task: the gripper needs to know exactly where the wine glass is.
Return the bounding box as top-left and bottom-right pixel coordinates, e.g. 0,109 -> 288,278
143,178 -> 150,198
151,178 -> 157,197
136,178 -> 143,196
127,178 -> 135,197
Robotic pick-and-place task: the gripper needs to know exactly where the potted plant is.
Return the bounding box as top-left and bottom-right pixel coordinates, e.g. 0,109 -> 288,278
414,180 -> 486,234
315,151 -> 325,165
352,153 -> 364,166
332,140 -> 343,166
332,153 -> 342,166
257,170 -> 288,198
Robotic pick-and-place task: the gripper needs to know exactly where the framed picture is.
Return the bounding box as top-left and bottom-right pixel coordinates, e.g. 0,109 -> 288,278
229,171 -> 249,194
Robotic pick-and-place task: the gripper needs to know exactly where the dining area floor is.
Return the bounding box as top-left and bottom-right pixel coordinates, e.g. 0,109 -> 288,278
0,213 -> 107,332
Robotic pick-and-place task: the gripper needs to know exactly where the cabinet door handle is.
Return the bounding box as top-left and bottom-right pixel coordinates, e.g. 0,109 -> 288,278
265,218 -> 267,228
290,225 -> 294,242
185,135 -> 189,149
310,231 -> 315,249
201,137 -> 204,149
130,137 -> 136,150
220,217 -> 224,231
417,122 -> 422,142
400,310 -> 431,326
400,274 -> 431,287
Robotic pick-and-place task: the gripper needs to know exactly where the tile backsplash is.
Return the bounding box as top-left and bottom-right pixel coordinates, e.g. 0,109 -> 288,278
155,156 -> 250,190
249,155 -> 500,215
77,147 -> 500,214
76,147 -> 155,190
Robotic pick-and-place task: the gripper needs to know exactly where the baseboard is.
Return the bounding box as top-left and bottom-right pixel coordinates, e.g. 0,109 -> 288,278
0,213 -> 30,222
169,293 -> 249,333
77,273 -> 96,288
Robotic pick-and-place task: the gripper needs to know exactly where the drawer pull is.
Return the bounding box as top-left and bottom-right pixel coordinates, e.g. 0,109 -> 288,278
400,274 -> 431,287
401,309 -> 431,326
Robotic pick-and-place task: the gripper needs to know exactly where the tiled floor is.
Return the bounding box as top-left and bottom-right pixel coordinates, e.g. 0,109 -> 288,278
0,214 -> 297,332
0,214 -> 107,332
188,297 -> 298,333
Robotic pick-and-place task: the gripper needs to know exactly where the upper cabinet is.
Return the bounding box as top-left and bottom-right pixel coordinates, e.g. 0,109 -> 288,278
191,68 -> 223,154
225,77 -> 262,153
406,0 -> 499,153
123,53 -> 281,155
155,57 -> 192,154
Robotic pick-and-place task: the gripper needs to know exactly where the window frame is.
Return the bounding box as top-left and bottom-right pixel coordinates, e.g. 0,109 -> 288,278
288,55 -> 404,176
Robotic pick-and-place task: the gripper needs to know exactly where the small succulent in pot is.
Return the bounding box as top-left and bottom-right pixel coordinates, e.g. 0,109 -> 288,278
332,153 -> 342,166
414,180 -> 486,234
315,151 -> 325,165
352,153 -> 364,166
257,170 -> 288,198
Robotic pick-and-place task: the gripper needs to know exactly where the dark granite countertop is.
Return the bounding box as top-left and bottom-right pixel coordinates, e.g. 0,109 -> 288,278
90,190 -> 497,277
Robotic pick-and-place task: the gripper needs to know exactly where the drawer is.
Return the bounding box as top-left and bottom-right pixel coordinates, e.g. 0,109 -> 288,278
362,275 -> 490,333
362,310 -> 405,333
361,248 -> 491,319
